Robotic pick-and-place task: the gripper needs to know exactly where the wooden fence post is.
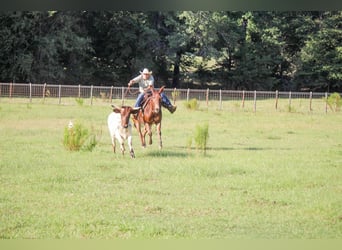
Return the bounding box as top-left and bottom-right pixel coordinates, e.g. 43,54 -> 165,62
109,86 -> 113,103
187,88 -> 190,102
58,85 -> 62,105
253,90 -> 257,113
121,86 -> 124,105
206,88 -> 209,107
241,90 -> 245,108
275,90 -> 279,110
78,84 -> 81,98
288,91 -> 292,110
219,89 -> 222,110
29,82 -> 32,103
90,85 -> 94,105
325,92 -> 328,113
172,88 -> 177,105
9,82 -> 13,98
309,91 -> 313,111
43,83 -> 46,102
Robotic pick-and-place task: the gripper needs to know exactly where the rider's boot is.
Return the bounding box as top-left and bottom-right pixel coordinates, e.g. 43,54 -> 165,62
166,104 -> 177,113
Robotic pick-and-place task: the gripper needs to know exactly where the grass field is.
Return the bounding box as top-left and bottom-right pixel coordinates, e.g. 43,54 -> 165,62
0,99 -> 341,239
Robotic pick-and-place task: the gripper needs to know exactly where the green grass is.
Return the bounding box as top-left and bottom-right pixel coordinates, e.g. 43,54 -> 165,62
0,100 -> 341,239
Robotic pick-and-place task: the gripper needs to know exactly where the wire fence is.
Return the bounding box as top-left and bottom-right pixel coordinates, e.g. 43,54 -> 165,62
0,82 -> 339,113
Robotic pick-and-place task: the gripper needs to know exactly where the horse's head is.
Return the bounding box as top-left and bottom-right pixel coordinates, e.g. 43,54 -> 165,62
149,86 -> 164,114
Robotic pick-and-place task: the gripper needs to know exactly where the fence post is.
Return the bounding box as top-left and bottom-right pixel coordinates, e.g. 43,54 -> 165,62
109,86 -> 113,103
241,90 -> 245,108
325,92 -> 328,113
121,86 -> 124,105
58,85 -> 62,105
275,90 -> 279,110
253,90 -> 257,113
78,84 -> 81,98
288,91 -> 292,110
206,88 -> 209,107
187,88 -> 190,102
90,85 -> 94,105
10,82 -> 13,98
29,82 -> 32,103
43,83 -> 46,102
309,91 -> 313,111
219,89 -> 222,110
172,88 -> 177,105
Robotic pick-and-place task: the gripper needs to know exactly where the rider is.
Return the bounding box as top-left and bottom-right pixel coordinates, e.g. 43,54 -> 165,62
128,68 -> 177,113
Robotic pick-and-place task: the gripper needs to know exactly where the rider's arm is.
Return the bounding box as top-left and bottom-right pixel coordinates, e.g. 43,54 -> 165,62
128,75 -> 142,86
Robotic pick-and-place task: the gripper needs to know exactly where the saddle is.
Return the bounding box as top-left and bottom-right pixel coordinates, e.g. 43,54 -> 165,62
140,90 -> 153,109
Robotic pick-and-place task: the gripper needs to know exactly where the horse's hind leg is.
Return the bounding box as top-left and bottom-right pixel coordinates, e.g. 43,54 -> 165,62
133,118 -> 146,148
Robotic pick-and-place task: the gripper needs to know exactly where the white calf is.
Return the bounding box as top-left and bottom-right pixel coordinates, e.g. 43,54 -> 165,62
107,105 -> 140,158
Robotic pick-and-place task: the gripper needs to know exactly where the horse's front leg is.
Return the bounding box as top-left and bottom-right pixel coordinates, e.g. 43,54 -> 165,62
156,122 -> 162,149
144,123 -> 153,145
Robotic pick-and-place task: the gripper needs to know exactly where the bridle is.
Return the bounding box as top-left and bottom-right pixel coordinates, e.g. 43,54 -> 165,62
149,93 -> 162,114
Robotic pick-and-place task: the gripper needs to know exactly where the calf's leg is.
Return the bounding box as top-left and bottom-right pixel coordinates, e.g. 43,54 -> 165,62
127,136 -> 135,158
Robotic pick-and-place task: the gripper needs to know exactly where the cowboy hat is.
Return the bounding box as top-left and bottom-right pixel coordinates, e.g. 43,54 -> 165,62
140,68 -> 152,75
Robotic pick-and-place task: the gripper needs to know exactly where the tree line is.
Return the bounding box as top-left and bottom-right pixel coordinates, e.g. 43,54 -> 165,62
0,11 -> 341,91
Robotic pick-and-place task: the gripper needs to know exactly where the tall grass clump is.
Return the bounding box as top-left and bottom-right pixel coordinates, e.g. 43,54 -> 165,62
184,98 -> 199,110
63,121 -> 99,151
75,98 -> 84,106
187,122 -> 209,155
326,92 -> 342,112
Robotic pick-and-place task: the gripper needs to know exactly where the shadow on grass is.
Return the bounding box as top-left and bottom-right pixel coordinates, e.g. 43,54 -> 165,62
142,150 -> 189,158
139,146 -> 291,158
175,146 -> 291,151
211,146 -> 291,151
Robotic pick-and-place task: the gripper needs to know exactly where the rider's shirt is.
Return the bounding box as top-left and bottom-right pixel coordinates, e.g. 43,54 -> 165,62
131,75 -> 154,93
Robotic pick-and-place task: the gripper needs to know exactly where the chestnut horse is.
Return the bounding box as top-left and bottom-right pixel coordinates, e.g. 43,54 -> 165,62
132,86 -> 164,149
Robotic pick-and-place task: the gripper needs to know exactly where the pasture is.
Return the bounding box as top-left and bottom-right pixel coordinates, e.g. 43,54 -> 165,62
0,99 -> 341,239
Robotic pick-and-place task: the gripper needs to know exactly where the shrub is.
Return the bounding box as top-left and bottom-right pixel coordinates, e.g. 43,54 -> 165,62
186,122 -> 209,155
194,123 -> 209,154
326,92 -> 342,112
287,105 -> 296,113
63,121 -> 99,152
75,98 -> 84,106
184,98 -> 199,110
83,134 -> 98,152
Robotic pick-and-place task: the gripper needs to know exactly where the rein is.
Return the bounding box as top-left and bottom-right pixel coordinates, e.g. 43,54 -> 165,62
122,85 -> 140,105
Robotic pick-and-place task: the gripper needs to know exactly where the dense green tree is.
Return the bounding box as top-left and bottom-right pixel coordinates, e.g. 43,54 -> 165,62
0,11 -> 39,82
296,11 -> 342,92
0,11 -> 93,84
0,11 -> 341,91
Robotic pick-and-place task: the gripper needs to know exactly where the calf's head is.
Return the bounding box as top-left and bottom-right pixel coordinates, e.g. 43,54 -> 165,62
111,105 -> 140,128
